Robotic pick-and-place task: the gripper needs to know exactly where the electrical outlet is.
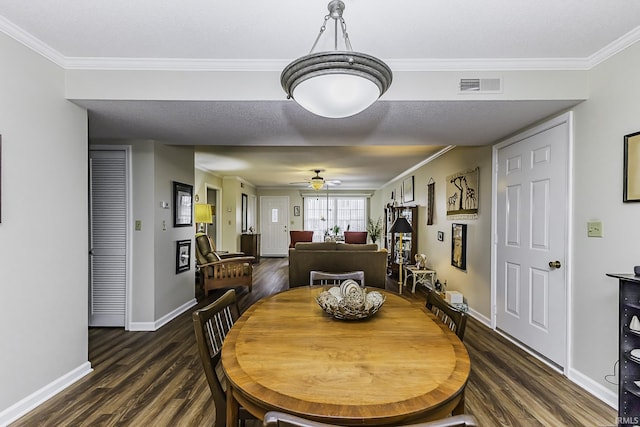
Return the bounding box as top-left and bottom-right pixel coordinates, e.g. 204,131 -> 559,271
587,221 -> 603,237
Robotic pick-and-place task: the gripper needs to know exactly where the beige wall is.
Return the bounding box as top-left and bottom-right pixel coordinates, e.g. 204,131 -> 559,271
376,146 -> 493,319
571,40 -> 640,398
0,32 -> 89,415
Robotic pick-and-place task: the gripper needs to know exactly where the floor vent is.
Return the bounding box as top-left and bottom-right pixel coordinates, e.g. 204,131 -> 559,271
459,78 -> 502,93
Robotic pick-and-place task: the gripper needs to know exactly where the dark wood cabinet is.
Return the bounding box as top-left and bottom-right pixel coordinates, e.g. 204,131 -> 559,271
384,206 -> 418,277
241,233 -> 260,263
609,273 -> 640,426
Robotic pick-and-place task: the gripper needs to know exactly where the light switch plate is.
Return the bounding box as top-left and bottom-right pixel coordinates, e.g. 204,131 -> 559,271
587,221 -> 603,237
135,220 -> 142,231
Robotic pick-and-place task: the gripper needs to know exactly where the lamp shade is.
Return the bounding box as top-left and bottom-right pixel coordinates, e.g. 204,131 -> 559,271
281,52 -> 392,119
194,204 -> 213,224
389,216 -> 413,234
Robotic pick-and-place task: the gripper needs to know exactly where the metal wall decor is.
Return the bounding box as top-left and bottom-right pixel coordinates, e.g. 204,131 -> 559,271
446,167 -> 479,220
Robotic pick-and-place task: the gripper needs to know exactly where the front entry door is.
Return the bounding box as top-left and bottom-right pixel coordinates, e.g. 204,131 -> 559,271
495,113 -> 570,367
260,196 -> 289,257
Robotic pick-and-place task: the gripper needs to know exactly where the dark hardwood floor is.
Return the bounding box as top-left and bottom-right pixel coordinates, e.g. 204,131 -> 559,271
12,258 -> 616,426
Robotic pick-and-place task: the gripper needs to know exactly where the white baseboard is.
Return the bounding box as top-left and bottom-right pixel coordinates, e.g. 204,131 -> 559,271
467,306 -> 491,327
0,362 -> 93,427
467,305 -> 617,410
568,367 -> 618,410
128,298 -> 197,331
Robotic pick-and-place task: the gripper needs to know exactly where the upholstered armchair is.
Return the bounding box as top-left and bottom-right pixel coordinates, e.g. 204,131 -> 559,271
343,231 -> 368,244
195,234 -> 254,296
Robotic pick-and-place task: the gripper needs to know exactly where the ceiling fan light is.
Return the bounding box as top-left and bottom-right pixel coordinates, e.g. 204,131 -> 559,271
310,178 -> 325,190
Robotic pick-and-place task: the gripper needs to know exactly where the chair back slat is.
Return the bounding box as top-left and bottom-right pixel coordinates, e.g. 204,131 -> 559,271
426,290 -> 467,340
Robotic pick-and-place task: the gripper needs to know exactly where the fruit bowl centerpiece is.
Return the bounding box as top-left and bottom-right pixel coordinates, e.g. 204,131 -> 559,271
315,280 -> 386,320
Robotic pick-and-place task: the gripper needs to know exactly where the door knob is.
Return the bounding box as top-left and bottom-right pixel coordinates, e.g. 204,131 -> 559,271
549,260 -> 561,269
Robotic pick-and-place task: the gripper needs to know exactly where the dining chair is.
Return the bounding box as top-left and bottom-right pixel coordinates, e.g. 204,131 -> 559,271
263,411 -> 479,427
425,289 -> 467,340
192,289 -> 256,427
309,270 -> 365,286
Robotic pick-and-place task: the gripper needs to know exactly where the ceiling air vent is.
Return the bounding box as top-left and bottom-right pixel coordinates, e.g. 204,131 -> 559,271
459,78 -> 502,93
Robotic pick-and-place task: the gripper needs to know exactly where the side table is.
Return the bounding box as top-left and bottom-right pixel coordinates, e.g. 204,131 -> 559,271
403,265 -> 437,294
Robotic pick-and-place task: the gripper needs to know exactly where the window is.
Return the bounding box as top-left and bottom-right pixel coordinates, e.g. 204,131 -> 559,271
303,195 -> 367,241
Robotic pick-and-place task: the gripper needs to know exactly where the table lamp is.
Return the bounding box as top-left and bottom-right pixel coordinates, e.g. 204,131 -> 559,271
389,216 -> 413,294
194,203 -> 214,234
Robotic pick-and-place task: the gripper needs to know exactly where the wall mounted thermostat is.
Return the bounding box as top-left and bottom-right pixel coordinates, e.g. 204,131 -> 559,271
160,201 -> 170,209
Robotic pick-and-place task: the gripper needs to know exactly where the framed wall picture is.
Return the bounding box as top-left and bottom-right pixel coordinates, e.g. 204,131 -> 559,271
451,223 -> 467,270
293,205 -> 301,216
176,239 -> 191,273
403,175 -> 414,203
173,181 -> 193,227
241,193 -> 248,232
0,135 -> 2,223
437,231 -> 444,242
624,131 -> 640,202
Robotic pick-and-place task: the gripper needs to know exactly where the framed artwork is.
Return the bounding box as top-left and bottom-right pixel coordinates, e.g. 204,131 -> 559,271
451,223 -> 467,270
437,231 -> 444,242
446,167 -> 479,219
0,135 -> 2,223
403,175 -> 414,203
176,239 -> 191,273
173,181 -> 193,227
241,193 -> 248,232
624,131 -> 640,202
293,205 -> 301,216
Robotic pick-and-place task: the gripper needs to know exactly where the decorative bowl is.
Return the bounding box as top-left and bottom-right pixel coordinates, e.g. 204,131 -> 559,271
315,280 -> 386,320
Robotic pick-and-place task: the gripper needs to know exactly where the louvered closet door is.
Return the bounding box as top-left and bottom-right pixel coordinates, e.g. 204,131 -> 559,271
89,149 -> 127,327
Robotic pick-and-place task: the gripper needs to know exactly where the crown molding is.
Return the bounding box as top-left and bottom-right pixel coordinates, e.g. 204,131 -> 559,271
2,15 -> 639,73
0,16 -> 65,67
587,25 -> 640,68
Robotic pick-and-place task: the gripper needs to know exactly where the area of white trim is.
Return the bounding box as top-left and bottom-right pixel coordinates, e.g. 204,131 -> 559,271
2,16 -> 639,73
384,145 -> 456,188
0,362 -> 93,427
466,307 -> 491,328
567,367 -> 617,410
129,298 -> 197,332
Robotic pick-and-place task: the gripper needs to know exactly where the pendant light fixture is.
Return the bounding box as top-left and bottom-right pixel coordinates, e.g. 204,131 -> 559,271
281,1 -> 392,119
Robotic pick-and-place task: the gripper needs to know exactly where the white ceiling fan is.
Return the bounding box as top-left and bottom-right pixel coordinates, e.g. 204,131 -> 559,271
290,169 -> 341,190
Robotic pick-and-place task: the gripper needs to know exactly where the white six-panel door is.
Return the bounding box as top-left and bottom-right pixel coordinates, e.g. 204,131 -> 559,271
495,114 -> 570,367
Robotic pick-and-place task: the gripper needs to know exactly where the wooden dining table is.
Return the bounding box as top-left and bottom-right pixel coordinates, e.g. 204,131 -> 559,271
221,286 -> 470,426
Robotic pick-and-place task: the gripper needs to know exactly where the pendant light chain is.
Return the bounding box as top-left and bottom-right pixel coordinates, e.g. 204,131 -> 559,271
308,8 -> 353,54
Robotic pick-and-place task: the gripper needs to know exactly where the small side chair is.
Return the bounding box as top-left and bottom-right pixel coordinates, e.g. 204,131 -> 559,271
425,289 -> 468,340
192,289 -> 256,427
263,411 -> 479,427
